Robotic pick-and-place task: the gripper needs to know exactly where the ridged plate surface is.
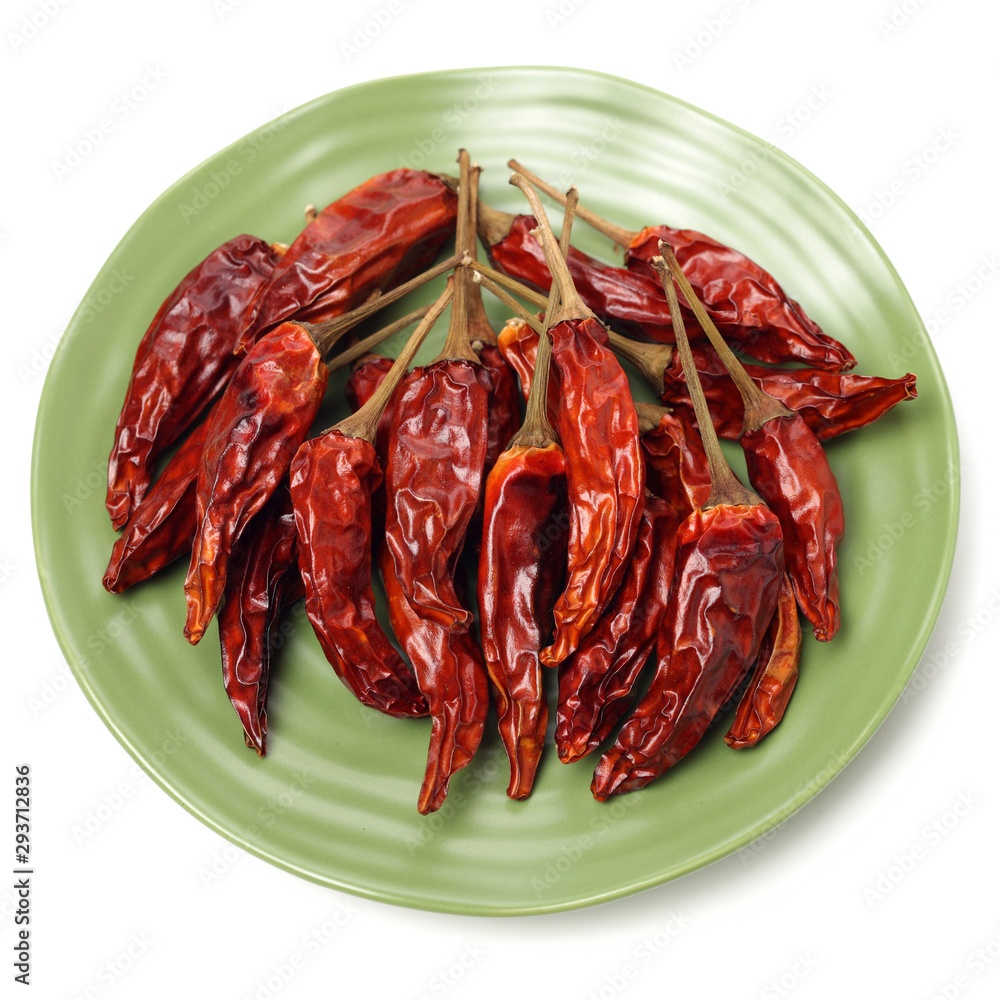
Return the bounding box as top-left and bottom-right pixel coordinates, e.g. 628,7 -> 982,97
32,67 -> 958,915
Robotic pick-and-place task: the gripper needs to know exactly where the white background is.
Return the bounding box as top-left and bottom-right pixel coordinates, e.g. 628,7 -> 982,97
5,0 -> 998,997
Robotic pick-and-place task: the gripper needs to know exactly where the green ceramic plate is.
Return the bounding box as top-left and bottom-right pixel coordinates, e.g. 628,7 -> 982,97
32,67 -> 958,915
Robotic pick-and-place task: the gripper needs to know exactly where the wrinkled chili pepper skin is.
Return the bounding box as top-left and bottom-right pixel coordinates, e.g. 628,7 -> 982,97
289,429 -> 428,718
486,214 -> 850,369
541,317 -> 646,667
592,503 -> 784,799
640,410 -> 712,517
345,354 -> 395,461
106,235 -> 280,529
478,443 -> 568,799
218,484 -> 300,756
497,318 -> 561,430
624,225 -> 856,371
184,321 -> 329,644
556,495 -> 679,764
725,572 -> 802,749
383,359 -> 494,631
241,170 -> 458,344
662,349 -> 918,441
478,344 -> 522,474
102,418 -> 209,593
377,542 -> 489,814
741,413 -> 844,642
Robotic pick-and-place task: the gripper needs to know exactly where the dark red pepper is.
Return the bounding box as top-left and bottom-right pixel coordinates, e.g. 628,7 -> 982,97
240,169 -> 458,345
106,234 -> 280,529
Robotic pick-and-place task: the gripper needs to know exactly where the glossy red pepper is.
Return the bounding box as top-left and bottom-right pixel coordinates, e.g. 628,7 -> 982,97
556,493 -> 679,764
103,416 -> 209,593
507,160 -> 855,372
477,295 -> 568,799
289,290 -> 454,723
240,169 -> 458,345
657,242 -> 845,641
725,571 -> 802,749
184,320 -> 329,644
106,234 -> 280,529
218,483 -> 301,755
635,402 -> 712,516
592,248 -> 785,799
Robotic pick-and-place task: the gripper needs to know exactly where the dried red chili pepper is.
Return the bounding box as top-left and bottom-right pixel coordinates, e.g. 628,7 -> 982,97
478,312 -> 568,798
240,168 -> 458,346
505,174 -> 645,667
725,571 -> 802,749
290,288 -> 455,723
345,353 -> 395,458
102,416 -> 209,593
380,158 -> 493,812
592,253 -> 784,799
183,320 -> 329,644
658,347 -> 918,442
658,242 -> 845,641
556,492 -> 679,764
634,401 -> 712,517
106,234 -> 281,529
508,159 -> 855,372
218,482 -> 300,756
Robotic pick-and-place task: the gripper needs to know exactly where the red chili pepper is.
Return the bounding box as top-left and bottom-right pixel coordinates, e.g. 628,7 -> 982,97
102,416 -> 210,594
508,160 -> 855,372
506,174 -> 646,667
218,483 -> 301,756
106,234 -> 281,529
477,284 -> 569,799
635,402 -> 712,516
290,290 -> 454,723
240,169 -> 458,346
725,571 -> 802,749
592,257 -> 784,798
555,493 -> 679,764
658,242 -> 845,641
345,353 -> 395,460
183,320 -> 329,644
660,348 -> 918,442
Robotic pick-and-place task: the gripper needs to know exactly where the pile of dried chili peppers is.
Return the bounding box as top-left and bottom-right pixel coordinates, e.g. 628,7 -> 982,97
102,153 -> 918,814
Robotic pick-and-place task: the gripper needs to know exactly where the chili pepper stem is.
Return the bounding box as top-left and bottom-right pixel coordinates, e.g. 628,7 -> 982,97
652,254 -> 761,510
634,400 -> 671,436
334,281 -> 454,444
656,240 -> 792,432
607,334 -> 674,395
507,159 -> 639,250
324,304 -> 432,373
307,251 -> 465,359
464,162 -> 499,349
476,199 -> 517,251
508,173 -> 596,326
431,150 -> 481,365
466,259 -> 549,310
